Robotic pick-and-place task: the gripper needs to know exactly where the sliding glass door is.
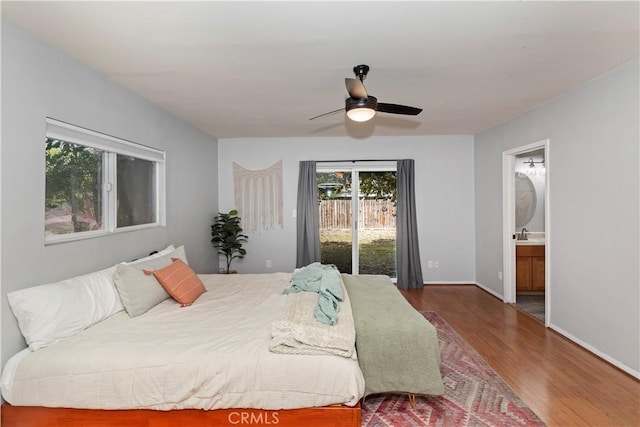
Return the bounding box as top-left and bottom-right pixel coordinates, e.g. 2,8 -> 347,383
317,164 -> 396,277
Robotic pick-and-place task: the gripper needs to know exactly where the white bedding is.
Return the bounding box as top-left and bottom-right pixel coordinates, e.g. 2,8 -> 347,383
1,273 -> 364,410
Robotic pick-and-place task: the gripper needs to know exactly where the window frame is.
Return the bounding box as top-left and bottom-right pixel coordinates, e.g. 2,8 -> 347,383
45,118 -> 166,245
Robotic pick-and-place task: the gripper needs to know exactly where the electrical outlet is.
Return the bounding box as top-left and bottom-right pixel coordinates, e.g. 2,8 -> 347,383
434,260 -> 439,268
428,260 -> 434,268
266,260 -> 272,268
498,271 -> 503,280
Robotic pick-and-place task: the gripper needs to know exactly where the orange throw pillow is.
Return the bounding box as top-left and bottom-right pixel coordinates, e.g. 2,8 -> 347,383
147,258 -> 206,307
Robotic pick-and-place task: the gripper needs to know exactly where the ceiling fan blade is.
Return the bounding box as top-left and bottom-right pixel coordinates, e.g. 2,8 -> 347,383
377,103 -> 422,116
309,108 -> 344,121
345,78 -> 368,100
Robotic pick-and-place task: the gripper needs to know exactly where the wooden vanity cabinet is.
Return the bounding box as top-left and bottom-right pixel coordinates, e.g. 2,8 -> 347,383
516,245 -> 545,293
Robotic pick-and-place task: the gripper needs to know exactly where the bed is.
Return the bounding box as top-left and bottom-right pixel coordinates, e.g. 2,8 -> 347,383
0,248 -> 443,426
2,272 -> 363,409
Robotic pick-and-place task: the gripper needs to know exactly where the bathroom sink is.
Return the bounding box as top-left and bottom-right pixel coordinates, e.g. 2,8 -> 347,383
515,232 -> 545,245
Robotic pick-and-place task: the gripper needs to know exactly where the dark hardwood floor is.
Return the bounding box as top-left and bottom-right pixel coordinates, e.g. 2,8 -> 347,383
401,285 -> 640,427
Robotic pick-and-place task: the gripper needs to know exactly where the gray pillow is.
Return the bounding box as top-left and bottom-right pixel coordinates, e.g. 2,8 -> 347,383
113,263 -> 170,318
114,246 -> 190,317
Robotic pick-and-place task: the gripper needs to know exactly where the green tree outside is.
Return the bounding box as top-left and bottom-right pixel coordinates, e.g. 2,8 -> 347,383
45,138 -> 102,233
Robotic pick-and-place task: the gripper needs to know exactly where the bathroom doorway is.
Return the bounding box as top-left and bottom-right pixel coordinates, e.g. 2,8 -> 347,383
502,139 -> 550,326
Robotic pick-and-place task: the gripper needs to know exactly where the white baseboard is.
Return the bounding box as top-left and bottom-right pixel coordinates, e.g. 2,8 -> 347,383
548,323 -> 640,379
423,281 -> 475,285
473,281 -> 505,300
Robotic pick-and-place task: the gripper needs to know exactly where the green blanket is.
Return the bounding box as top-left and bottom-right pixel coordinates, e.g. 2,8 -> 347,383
342,274 -> 444,397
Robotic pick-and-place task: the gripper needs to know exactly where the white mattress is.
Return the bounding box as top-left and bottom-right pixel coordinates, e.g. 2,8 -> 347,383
1,273 -> 364,410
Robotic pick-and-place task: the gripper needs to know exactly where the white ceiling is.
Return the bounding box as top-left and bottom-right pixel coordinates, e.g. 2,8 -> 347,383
3,1 -> 639,139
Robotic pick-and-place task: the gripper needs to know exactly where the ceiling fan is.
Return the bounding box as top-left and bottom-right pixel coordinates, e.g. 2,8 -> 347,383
309,64 -> 423,122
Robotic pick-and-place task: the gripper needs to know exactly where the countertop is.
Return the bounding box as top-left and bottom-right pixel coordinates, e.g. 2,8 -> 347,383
516,239 -> 545,246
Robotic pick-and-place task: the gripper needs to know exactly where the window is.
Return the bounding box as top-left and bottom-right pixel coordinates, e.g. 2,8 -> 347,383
45,119 -> 165,244
117,155 -> 156,228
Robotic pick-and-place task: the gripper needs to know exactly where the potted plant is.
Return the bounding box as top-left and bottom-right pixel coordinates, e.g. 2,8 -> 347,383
211,209 -> 248,274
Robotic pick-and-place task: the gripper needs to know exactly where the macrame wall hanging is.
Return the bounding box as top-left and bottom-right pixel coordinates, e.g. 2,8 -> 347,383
233,160 -> 283,232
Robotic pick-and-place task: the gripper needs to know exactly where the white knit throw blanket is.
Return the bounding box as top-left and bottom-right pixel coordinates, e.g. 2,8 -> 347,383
270,289 -> 356,359
233,160 -> 283,232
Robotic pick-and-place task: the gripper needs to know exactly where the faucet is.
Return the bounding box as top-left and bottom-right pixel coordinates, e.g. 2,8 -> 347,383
518,228 -> 529,240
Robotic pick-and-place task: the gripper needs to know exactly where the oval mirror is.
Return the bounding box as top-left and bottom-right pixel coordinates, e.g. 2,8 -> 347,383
515,173 -> 536,229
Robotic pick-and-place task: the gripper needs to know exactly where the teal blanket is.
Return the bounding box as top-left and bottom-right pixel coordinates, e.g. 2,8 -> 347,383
284,263 -> 343,325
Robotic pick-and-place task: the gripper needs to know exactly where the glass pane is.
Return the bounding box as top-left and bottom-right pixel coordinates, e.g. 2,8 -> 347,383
358,171 -> 397,277
45,138 -> 103,236
318,171 -> 352,273
117,155 -> 156,227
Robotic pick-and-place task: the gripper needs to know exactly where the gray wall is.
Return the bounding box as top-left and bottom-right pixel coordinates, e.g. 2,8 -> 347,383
475,59 -> 639,374
1,20 -> 219,365
218,135 -> 476,283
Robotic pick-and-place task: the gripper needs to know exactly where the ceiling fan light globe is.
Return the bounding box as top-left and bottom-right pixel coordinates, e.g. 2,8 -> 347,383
345,95 -> 378,122
347,107 -> 376,122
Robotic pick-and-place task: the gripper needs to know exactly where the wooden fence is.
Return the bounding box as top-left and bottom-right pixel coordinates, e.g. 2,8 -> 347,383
319,199 -> 396,229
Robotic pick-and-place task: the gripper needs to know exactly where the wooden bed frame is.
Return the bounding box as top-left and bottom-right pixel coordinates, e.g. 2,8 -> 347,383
1,402 -> 361,427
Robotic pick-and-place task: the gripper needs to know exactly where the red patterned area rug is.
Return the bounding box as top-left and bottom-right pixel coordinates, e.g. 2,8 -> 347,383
361,312 -> 546,427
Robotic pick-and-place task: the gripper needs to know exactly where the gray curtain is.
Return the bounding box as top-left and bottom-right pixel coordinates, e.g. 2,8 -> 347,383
396,159 -> 424,289
296,161 -> 321,267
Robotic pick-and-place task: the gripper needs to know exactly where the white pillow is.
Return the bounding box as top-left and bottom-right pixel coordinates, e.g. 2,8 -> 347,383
168,245 -> 188,265
123,245 -> 176,266
7,266 -> 124,351
124,245 -> 188,267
